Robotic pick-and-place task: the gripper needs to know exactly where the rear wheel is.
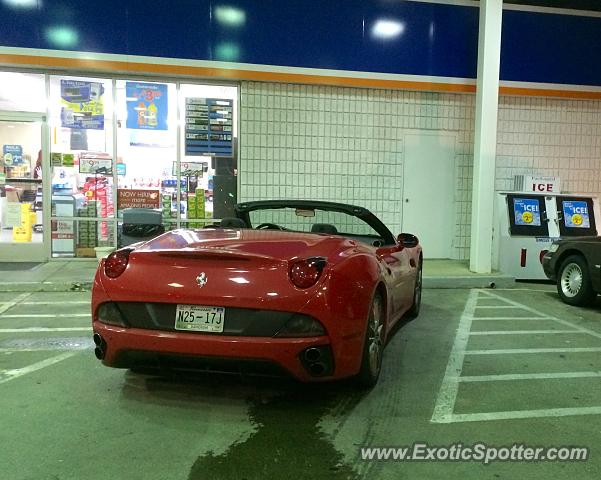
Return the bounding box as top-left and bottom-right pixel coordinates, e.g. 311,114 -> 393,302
357,293 -> 385,388
405,261 -> 422,319
557,255 -> 596,306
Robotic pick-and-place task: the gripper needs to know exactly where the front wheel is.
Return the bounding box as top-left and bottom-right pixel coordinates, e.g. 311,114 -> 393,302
557,255 -> 596,306
356,293 -> 385,388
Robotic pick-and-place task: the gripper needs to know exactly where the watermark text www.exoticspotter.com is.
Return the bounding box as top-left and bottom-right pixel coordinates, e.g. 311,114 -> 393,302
360,443 -> 589,464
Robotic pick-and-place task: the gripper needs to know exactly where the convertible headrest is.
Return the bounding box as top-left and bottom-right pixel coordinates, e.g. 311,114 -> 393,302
220,217 -> 247,228
311,223 -> 338,234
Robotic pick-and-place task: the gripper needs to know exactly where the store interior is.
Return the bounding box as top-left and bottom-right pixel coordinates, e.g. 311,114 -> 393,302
0,71 -> 238,260
0,120 -> 43,245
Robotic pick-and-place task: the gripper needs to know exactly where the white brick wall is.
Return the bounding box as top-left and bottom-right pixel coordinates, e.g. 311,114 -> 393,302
239,82 -> 601,260
240,82 -> 474,259
496,96 -> 601,196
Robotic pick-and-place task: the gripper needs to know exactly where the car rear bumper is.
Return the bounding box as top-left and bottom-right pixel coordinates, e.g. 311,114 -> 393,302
92,321 -> 348,382
541,253 -> 556,281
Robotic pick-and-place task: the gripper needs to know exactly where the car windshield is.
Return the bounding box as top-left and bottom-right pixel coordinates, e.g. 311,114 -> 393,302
248,206 -> 384,245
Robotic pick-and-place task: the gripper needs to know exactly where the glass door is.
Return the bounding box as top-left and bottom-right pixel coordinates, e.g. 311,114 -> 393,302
0,114 -> 47,262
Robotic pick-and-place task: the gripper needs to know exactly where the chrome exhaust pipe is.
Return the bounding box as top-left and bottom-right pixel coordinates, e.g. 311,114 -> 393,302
304,347 -> 321,363
93,333 -> 106,359
308,362 -> 325,376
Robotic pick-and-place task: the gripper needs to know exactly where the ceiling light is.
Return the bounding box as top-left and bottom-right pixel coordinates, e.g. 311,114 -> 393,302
44,26 -> 79,48
2,0 -> 38,8
372,19 -> 405,39
214,6 -> 246,27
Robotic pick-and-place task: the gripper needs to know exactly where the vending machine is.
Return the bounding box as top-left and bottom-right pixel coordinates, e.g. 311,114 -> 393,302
493,192 -> 599,280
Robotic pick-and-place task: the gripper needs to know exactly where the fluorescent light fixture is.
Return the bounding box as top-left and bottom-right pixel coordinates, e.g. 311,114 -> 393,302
214,5 -> 246,27
44,26 -> 79,48
372,19 -> 405,39
215,42 -> 240,61
2,0 -> 38,8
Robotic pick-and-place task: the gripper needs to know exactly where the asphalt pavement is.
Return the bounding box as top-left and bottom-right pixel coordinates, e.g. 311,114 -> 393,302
0,286 -> 600,479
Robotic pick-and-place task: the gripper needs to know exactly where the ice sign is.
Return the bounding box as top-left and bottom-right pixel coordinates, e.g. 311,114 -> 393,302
513,198 -> 541,226
563,201 -> 590,228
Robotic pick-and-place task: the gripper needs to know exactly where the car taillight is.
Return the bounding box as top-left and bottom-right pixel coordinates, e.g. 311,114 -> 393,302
289,257 -> 327,289
104,249 -> 132,278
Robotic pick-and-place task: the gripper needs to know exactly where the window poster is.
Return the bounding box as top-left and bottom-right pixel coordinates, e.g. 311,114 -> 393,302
513,198 -> 541,226
2,144 -> 23,166
60,80 -> 105,130
125,82 -> 168,131
563,201 -> 590,229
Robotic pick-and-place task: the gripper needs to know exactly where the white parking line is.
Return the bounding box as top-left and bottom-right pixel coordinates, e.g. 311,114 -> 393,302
432,288 -> 601,424
0,293 -> 32,315
459,372 -> 601,382
0,314 -> 90,318
479,290 -> 601,340
447,406 -> 601,423
0,352 -> 77,385
465,347 -> 601,355
431,289 -> 478,423
21,301 -> 90,305
472,317 -> 557,321
0,346 -> 90,352
493,288 -> 557,293
475,305 -> 522,309
469,330 -> 582,335
0,327 -> 92,333
472,316 -> 553,320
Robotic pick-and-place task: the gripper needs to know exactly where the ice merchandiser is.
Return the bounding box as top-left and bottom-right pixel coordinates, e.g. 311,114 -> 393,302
494,192 -> 599,280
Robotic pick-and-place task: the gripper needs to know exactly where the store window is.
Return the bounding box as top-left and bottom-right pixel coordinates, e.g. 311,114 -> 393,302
115,80 -> 178,236
48,75 -> 114,258
0,72 -> 46,112
0,120 -> 43,256
5,71 -> 239,260
179,84 -> 238,225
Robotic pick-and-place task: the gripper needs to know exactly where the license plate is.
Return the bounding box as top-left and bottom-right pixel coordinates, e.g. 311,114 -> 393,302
175,305 -> 225,333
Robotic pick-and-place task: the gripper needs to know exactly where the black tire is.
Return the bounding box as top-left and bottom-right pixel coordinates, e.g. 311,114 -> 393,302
405,261 -> 422,319
356,292 -> 385,388
557,255 -> 597,306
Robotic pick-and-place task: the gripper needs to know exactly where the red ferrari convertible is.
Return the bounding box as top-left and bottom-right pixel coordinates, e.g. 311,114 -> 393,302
92,200 -> 422,386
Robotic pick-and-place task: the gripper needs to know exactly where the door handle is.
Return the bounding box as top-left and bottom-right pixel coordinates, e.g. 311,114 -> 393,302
404,198 -> 409,203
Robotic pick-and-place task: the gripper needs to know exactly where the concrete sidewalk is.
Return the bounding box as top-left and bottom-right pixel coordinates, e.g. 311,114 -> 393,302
0,261 -> 98,292
423,259 -> 515,289
0,259 -> 515,292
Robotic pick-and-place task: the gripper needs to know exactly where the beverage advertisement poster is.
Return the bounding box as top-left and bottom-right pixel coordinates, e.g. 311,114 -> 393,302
60,80 -> 105,130
2,144 -> 23,166
513,198 -> 541,226
563,201 -> 590,228
126,82 -> 168,131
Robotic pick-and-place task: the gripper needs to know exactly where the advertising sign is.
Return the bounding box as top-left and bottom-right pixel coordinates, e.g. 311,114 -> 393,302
79,157 -> 113,174
60,80 -> 105,130
126,82 -> 168,131
6,203 -> 21,227
51,220 -> 75,240
184,97 -> 233,157
563,201 -> 590,229
173,161 -> 205,176
3,145 -> 23,166
513,198 -> 541,226
117,189 -> 160,209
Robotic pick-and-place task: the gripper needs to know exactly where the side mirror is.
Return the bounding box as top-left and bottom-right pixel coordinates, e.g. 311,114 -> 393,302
397,233 -> 419,248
